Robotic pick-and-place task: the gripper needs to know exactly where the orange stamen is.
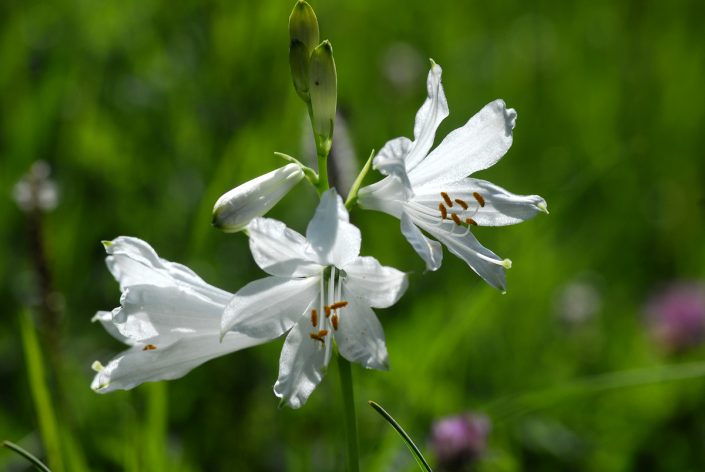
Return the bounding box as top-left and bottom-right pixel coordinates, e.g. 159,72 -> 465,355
324,305 -> 331,317
465,217 -> 478,226
473,192 -> 486,207
310,333 -> 325,343
330,301 -> 348,310
331,314 -> 339,330
438,203 -> 448,219
451,213 -> 462,225
441,192 -> 453,207
455,198 -> 469,210
311,309 -> 318,327
143,344 -> 157,351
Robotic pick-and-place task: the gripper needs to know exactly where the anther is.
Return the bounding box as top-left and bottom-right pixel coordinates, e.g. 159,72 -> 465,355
317,329 -> 329,337
440,192 -> 453,207
451,213 -> 462,225
143,344 -> 157,351
455,198 -> 469,210
465,217 -> 478,226
438,203 -> 448,219
309,332 -> 325,343
472,192 -> 486,207
324,305 -> 331,317
311,309 -> 318,327
331,314 -> 339,330
330,301 -> 348,310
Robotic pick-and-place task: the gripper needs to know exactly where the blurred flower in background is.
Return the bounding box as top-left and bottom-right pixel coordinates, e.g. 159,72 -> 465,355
429,412 -> 490,471
645,281 -> 705,352
554,277 -> 603,327
12,161 -> 58,213
380,42 -> 424,94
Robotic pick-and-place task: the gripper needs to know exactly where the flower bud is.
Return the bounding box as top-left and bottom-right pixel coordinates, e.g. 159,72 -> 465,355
212,164 -> 304,233
309,40 -> 337,155
288,1 -> 319,101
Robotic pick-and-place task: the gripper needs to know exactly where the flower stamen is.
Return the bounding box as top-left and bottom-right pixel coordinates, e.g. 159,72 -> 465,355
441,192 -> 453,207
142,344 -> 157,351
472,192 -> 485,208
454,198 -> 469,210
309,332 -> 325,343
311,309 -> 318,327
465,217 -> 478,226
438,203 -> 448,219
330,301 -> 348,310
331,314 -> 339,330
451,213 -> 462,225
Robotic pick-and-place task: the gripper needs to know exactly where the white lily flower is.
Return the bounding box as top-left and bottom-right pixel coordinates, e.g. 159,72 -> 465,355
91,237 -> 263,393
222,189 -> 408,408
357,62 -> 547,292
212,163 -> 305,233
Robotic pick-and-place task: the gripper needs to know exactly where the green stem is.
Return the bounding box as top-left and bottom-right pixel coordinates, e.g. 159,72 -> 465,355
337,355 -> 359,472
368,401 -> 432,472
3,440 -> 52,472
307,102 -> 330,193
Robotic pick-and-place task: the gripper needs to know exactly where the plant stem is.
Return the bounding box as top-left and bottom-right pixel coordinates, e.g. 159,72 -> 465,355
337,355 -> 359,472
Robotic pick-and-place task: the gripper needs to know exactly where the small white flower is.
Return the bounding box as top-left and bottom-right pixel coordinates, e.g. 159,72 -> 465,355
222,189 -> 408,408
358,62 -> 547,292
212,163 -> 305,233
91,237 -> 263,393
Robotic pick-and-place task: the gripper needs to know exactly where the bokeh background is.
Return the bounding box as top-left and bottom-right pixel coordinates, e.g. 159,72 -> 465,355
2,0 -> 705,470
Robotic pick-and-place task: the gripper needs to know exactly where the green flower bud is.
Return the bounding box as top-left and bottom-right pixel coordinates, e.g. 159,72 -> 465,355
289,1 -> 319,54
288,1 -> 319,102
289,39 -> 310,101
309,40 -> 337,155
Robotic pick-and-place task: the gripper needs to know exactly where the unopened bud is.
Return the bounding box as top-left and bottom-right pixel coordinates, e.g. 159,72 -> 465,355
212,164 -> 305,233
288,1 -> 319,101
289,39 -> 310,101
309,40 -> 337,154
289,1 -> 319,53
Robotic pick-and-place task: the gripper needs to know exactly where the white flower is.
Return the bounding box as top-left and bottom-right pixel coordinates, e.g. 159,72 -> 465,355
357,62 -> 547,292
212,163 -> 305,233
222,189 -> 408,408
91,237 -> 263,393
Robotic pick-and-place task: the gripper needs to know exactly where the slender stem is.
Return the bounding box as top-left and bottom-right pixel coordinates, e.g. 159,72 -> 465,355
368,401 -> 432,472
3,440 -> 52,472
337,355 -> 359,472
306,102 -> 330,193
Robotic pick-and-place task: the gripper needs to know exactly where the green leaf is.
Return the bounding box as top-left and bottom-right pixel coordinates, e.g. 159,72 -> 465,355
368,401 -> 432,472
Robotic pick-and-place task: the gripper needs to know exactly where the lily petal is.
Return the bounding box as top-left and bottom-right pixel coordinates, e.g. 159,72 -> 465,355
222,276 -> 320,338
91,332 -> 262,393
356,176 -> 407,219
409,99 -> 517,187
341,257 -> 408,309
113,284 -> 226,344
248,217 -> 323,277
273,314 -> 331,409
335,290 -> 389,370
305,189 -> 361,267
400,212 -> 443,271
413,178 -> 548,226
92,309 -> 131,344
372,137 -> 414,198
431,224 -> 509,292
405,62 -> 449,170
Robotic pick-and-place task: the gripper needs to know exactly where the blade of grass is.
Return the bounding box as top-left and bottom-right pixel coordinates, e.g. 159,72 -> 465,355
18,309 -> 64,472
144,382 -> 168,472
368,401 -> 432,472
2,440 -> 52,472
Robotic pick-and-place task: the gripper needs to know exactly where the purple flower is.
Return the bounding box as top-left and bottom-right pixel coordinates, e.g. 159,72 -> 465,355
430,413 -> 491,471
646,281 -> 705,352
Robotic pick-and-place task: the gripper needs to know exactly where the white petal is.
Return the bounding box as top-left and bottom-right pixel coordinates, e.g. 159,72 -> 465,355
273,314 -> 331,409
341,257 -> 408,309
372,137 -> 414,198
92,309 -> 131,344
413,178 -> 548,226
432,225 -> 508,292
335,290 -> 389,370
91,332 -> 263,393
114,284 -> 225,343
104,237 -> 231,305
222,276 -> 320,338
409,99 -> 517,187
305,189 -> 361,267
357,176 -> 408,218
248,217 -> 323,277
405,62 -> 449,170
212,164 -> 304,233
400,212 -> 443,271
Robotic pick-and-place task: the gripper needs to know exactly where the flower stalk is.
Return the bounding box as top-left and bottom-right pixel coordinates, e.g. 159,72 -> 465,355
338,355 -> 359,472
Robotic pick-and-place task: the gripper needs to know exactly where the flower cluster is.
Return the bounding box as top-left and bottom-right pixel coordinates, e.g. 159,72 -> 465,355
91,3 -> 546,408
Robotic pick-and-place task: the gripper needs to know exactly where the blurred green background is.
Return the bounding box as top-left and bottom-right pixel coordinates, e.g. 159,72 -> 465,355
2,0 -> 705,470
